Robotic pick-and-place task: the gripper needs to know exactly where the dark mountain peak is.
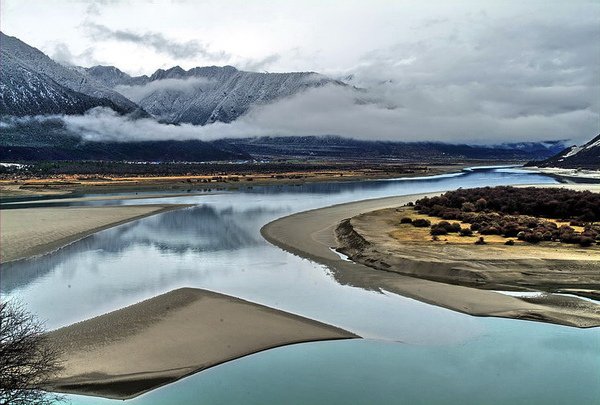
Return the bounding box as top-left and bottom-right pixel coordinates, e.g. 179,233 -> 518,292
87,65 -> 129,77
526,134 -> 600,170
583,134 -> 600,148
149,65 -> 188,80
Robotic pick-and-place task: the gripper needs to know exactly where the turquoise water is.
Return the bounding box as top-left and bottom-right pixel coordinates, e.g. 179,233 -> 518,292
66,322 -> 600,405
2,167 -> 598,404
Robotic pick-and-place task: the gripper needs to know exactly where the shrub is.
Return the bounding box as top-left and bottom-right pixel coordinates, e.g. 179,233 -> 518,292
579,236 -> 594,247
459,228 -> 473,237
430,225 -> 448,236
505,239 -> 515,245
412,218 -> 431,227
480,226 -> 501,235
461,202 -> 475,212
400,217 -> 413,224
474,236 -> 486,245
450,222 -> 462,232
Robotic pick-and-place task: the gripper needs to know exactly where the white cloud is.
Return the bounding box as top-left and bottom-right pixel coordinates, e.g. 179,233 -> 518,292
115,77 -> 214,102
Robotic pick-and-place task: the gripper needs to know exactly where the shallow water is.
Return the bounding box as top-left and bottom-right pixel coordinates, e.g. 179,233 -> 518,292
2,167 -> 598,404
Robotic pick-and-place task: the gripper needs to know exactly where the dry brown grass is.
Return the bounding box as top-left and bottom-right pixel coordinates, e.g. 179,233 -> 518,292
390,207 -> 593,251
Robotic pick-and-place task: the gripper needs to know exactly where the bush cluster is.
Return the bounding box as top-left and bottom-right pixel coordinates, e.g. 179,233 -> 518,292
415,186 -> 600,222
411,186 -> 600,247
430,221 -> 462,236
412,218 -> 431,227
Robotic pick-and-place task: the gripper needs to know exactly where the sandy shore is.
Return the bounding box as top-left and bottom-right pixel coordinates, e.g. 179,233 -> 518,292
261,192 -> 600,328
0,204 -> 190,263
1,191 -> 214,206
46,288 -> 357,399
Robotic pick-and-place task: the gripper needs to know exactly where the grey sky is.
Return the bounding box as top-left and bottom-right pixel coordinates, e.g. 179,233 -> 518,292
1,0 -> 598,144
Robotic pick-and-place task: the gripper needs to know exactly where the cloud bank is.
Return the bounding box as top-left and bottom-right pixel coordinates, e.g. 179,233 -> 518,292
114,77 -> 214,102
3,3 -> 597,145
85,22 -> 229,61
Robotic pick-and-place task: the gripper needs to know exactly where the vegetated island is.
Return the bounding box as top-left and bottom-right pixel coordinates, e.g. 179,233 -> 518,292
261,186 -> 600,328
336,186 -> 600,303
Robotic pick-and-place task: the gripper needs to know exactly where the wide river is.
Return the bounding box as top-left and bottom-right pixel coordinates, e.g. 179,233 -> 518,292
2,167 -> 599,404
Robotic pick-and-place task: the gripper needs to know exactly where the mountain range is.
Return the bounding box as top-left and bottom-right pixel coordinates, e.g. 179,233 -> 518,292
0,31 -> 343,125
0,31 -> 587,163
84,64 -> 344,125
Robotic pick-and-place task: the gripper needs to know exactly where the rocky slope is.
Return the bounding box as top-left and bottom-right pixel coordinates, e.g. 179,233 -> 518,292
0,32 -> 140,116
527,134 -> 600,170
85,64 -> 345,125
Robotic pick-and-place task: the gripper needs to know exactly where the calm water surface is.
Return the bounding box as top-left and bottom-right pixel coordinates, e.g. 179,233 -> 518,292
2,167 -> 599,404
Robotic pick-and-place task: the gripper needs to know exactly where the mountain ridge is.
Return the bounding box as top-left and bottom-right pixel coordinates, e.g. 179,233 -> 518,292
85,64 -> 346,125
526,134 -> 600,170
0,32 -> 141,116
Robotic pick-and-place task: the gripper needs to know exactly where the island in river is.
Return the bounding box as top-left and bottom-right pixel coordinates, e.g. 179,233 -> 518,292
262,185 -> 600,328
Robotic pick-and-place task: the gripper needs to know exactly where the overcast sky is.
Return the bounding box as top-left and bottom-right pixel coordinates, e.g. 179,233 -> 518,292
1,0 -> 598,144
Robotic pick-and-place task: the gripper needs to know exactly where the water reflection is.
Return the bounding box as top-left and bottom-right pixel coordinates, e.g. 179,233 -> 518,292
65,330 -> 600,405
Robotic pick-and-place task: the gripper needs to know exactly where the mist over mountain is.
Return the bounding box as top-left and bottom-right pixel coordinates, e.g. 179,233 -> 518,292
0,31 -> 591,163
85,64 -> 345,125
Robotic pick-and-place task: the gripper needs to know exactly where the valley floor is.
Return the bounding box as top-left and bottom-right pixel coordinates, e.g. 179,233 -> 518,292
0,162 -> 487,198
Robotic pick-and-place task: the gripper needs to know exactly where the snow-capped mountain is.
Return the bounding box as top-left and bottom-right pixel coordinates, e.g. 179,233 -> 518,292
528,134 -> 600,170
0,31 -> 346,125
0,32 -> 140,116
85,65 -> 346,125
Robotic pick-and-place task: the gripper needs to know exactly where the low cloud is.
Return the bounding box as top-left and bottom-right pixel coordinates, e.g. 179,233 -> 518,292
115,77 -> 214,102
85,22 -> 229,61
5,83 -> 595,146
236,53 -> 281,72
5,15 -> 598,146
240,85 -> 596,144
51,42 -> 103,67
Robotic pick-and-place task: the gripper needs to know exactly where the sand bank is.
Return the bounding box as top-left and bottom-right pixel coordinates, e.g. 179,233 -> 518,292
1,191 -> 212,206
261,192 -> 600,328
46,288 -> 357,399
0,204 -> 189,263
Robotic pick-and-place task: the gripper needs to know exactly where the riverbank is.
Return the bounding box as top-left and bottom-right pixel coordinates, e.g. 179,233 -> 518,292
261,191 -> 600,328
0,204 -> 191,263
46,288 -> 358,399
0,163 -> 475,199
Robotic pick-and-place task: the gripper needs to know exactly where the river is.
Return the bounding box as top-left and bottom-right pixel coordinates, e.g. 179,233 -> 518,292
2,167 -> 598,404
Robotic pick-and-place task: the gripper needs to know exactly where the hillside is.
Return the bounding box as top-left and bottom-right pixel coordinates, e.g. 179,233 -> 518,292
527,135 -> 600,170
85,65 -> 346,125
0,32 -> 140,115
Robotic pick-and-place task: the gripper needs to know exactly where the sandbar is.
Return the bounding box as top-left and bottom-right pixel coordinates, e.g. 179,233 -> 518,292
0,204 -> 190,263
45,288 -> 358,399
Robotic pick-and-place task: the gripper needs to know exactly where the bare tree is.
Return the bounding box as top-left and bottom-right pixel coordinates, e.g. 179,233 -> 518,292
0,300 -> 63,405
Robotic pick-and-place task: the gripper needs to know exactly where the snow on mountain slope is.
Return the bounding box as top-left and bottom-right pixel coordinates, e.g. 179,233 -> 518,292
86,64 -> 346,125
528,134 -> 600,170
0,52 -> 123,116
0,32 -> 140,115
